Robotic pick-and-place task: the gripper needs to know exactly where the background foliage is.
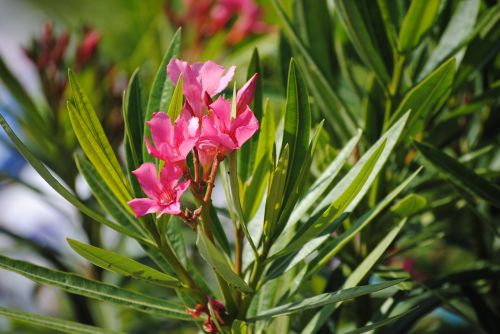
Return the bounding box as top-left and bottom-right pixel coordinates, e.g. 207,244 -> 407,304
0,0 -> 499,333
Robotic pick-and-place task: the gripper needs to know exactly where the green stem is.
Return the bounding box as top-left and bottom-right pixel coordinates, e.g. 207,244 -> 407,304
157,233 -> 205,302
237,240 -> 271,319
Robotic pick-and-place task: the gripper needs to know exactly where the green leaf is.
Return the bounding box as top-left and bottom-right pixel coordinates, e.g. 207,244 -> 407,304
67,239 -> 182,288
271,140 -> 386,260
123,68 -> 146,171
339,309 -> 416,334
390,193 -> 427,217
271,122 -> 324,242
308,168 -> 421,276
74,152 -> 148,238
335,0 -> 390,85
68,71 -> 131,206
167,75 -> 184,120
248,279 -> 404,321
377,0 -> 399,51
264,146 -> 289,240
242,100 -> 275,221
389,58 -> 455,138
418,0 -> 480,80
271,0 -> 357,142
415,141 -> 500,208
286,130 -> 362,230
0,254 -> 191,320
231,320 -> 251,334
281,60 -> 311,201
239,49 -> 263,183
0,306 -> 123,334
398,0 -> 441,53
0,115 -> 149,244
303,219 -> 408,333
143,28 -> 181,162
295,0 -> 335,78
196,228 -> 253,293
454,7 -> 500,87
0,56 -> 50,128
228,153 -> 258,256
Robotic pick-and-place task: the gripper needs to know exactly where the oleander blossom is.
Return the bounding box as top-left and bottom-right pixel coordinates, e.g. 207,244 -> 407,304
167,59 -> 235,117
145,111 -> 199,167
128,163 -> 190,217
198,97 -> 259,167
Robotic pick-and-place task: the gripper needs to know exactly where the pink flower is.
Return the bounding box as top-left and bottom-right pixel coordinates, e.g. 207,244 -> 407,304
167,59 -> 235,117
145,112 -> 199,166
128,163 -> 190,217
210,0 -> 271,44
197,97 -> 258,167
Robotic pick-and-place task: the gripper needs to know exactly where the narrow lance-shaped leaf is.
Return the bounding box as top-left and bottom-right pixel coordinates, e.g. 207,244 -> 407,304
123,68 -> 146,170
418,0 -> 480,80
167,75 -> 184,120
415,141 -> 500,208
264,145 -> 289,240
389,58 -> 455,138
286,130 -> 362,230
143,28 -> 181,162
302,219 -> 409,333
74,152 -> 148,238
68,102 -> 131,206
196,228 -> 253,293
271,0 -> 357,142
242,100 -> 275,221
239,49 -> 263,182
0,115 -> 150,244
0,307 -> 124,334
248,279 -> 404,321
281,60 -> 311,202
68,239 -> 183,288
270,140 -> 386,261
308,168 -> 422,276
272,122 -> 324,242
335,0 -> 390,85
0,254 -> 191,320
398,0 -> 441,53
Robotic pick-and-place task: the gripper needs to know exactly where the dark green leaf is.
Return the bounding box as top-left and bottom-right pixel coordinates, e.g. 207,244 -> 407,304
0,254 -> 191,320
415,141 -> 500,208
335,0 -> 390,84
196,228 -> 253,293
389,58 -> 455,138
68,239 -> 182,288
281,60 -> 311,202
143,28 -> 181,162
0,306 -> 123,334
248,280 -> 404,321
0,115 -> 149,244
398,0 -> 441,53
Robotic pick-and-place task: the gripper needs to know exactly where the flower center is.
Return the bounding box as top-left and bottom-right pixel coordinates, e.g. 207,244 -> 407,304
158,189 -> 175,206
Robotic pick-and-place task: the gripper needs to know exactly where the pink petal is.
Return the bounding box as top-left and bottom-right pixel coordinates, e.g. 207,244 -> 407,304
232,107 -> 259,147
132,163 -> 162,199
236,73 -> 258,115
199,61 -> 235,96
167,58 -> 188,85
159,202 -> 182,216
147,112 -> 174,147
209,97 -> 231,131
175,180 -> 191,201
128,198 -> 159,217
160,164 -> 183,189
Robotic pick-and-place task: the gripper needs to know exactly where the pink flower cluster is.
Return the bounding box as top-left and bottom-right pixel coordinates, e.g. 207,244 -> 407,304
128,59 -> 259,219
165,0 -> 271,45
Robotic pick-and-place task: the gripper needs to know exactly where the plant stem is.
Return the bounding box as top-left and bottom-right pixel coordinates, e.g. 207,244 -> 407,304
237,240 -> 271,319
157,232 -> 206,302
